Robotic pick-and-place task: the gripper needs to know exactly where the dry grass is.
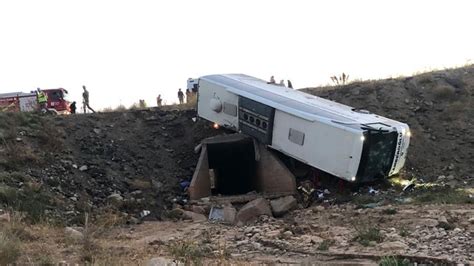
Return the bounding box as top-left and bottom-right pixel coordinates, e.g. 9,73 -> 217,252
0,228 -> 21,265
102,104 -> 127,112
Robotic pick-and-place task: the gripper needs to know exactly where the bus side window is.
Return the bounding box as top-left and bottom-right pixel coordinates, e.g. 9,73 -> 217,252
289,128 -> 305,146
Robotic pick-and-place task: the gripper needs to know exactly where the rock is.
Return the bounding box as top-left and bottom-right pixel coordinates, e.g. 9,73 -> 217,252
0,213 -> 11,223
147,257 -> 178,266
421,218 -> 439,227
236,240 -> 249,246
183,211 -> 207,222
128,217 -> 139,224
65,227 -> 84,241
152,180 -> 163,190
79,165 -> 88,171
266,230 -> 281,238
438,216 -> 448,224
282,230 -> 293,238
379,241 -> 408,251
107,193 -> 124,206
93,128 -> 101,134
270,196 -> 297,217
235,198 -> 272,225
314,206 -> 325,212
191,205 -> 206,215
469,217 -> 474,224
169,208 -> 185,219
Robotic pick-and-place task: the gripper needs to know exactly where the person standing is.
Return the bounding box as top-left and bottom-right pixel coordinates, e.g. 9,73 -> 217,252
178,89 -> 184,104
185,89 -> 192,103
36,88 -> 48,112
69,101 -> 77,114
82,85 -> 96,113
268,76 -> 276,84
157,94 -> 163,107
287,80 -> 293,89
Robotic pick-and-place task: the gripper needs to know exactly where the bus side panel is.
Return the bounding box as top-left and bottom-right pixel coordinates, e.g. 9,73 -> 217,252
197,79 -> 239,130
270,110 -> 363,180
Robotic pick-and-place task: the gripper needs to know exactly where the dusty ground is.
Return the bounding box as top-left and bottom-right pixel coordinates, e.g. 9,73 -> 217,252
11,203 -> 473,265
0,66 -> 473,264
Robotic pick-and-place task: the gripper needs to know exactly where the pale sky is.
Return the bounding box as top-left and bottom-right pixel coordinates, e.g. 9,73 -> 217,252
1,0 -> 473,109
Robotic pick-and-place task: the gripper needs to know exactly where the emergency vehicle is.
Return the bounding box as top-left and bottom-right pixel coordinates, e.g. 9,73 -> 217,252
0,88 -> 70,114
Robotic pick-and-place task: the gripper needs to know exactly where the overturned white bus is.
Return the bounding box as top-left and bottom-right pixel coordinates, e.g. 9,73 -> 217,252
193,74 -> 410,183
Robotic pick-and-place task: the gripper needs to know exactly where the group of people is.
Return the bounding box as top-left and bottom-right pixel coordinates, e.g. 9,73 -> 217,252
177,88 -> 197,105
268,76 -> 293,89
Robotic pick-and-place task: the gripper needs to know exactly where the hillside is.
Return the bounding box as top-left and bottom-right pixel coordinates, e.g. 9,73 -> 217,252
0,66 -> 473,264
303,65 -> 474,185
0,109 -> 219,224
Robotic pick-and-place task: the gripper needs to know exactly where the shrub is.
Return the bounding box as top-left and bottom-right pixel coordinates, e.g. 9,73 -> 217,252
317,239 -> 333,251
381,208 -> 397,215
379,256 -> 411,266
353,225 -> 384,246
432,85 -> 456,101
168,240 -> 210,265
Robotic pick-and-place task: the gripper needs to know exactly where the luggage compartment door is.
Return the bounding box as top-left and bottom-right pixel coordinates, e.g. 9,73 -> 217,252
238,96 -> 275,144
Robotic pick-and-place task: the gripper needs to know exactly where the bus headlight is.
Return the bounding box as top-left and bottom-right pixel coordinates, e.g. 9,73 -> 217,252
360,136 -> 365,141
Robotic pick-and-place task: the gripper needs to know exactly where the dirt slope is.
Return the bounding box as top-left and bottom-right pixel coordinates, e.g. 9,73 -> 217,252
0,109 -> 219,224
303,65 -> 474,185
1,66 -> 473,226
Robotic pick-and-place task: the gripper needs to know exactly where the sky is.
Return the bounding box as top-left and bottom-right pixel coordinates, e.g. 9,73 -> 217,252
0,0 -> 473,110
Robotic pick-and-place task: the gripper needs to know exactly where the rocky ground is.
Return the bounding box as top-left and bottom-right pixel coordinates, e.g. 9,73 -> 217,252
0,66 -> 473,264
6,202 -> 473,265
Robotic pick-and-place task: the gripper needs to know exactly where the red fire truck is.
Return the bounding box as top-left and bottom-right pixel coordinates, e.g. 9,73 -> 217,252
0,88 -> 70,114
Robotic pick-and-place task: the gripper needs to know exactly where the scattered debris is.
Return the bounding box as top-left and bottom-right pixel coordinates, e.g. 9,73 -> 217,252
140,210 -> 151,218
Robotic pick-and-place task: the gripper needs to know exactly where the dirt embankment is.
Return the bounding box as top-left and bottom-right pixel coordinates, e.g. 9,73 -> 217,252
0,67 -> 473,265
0,109 -> 219,224
1,66 -> 473,225
303,65 -> 474,185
